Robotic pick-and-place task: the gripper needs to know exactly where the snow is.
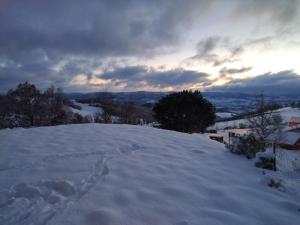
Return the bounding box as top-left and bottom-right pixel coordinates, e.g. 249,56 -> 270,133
256,150 -> 275,159
290,117 -> 300,122
0,124 -> 299,225
211,118 -> 249,130
277,148 -> 300,172
216,128 -> 253,144
276,107 -> 300,123
216,112 -> 234,119
281,129 -> 300,145
69,100 -> 102,118
211,107 -> 300,130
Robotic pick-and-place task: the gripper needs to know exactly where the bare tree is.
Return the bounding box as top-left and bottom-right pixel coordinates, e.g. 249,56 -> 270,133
93,91 -> 114,123
102,109 -> 113,123
119,102 -> 137,124
247,93 -> 283,151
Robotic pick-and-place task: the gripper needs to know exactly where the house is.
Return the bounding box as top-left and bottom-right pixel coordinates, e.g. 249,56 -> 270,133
208,134 -> 223,143
278,128 -> 300,150
288,117 -> 300,128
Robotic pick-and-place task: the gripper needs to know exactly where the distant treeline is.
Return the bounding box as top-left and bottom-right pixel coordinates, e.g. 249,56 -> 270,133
0,82 -> 155,129
0,82 -> 91,129
76,94 -> 155,125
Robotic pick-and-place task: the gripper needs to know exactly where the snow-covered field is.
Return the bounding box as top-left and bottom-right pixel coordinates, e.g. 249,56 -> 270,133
69,100 -> 102,118
276,107 -> 300,122
216,112 -> 234,119
0,124 -> 299,225
211,107 -> 300,130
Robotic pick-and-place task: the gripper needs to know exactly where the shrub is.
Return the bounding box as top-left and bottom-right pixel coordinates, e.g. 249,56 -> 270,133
235,134 -> 265,159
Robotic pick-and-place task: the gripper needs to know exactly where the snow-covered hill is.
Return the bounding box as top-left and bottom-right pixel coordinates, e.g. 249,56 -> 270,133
216,112 -> 235,119
211,107 -> 300,130
0,124 -> 299,225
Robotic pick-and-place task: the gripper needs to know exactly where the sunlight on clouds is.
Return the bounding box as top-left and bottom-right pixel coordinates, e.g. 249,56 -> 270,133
162,86 -> 174,91
238,49 -> 300,78
70,74 -> 88,86
187,83 -> 206,90
211,77 -> 231,86
89,75 -> 111,85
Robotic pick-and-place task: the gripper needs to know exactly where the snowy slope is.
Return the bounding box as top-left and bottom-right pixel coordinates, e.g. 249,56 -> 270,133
69,100 -> 102,117
216,112 -> 234,119
0,124 -> 299,225
211,107 -> 300,130
275,107 -> 300,122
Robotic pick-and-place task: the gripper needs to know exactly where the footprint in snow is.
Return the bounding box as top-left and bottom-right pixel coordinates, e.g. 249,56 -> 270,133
85,208 -> 121,225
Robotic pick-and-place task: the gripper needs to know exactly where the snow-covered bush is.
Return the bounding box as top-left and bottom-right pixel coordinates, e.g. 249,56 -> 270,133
255,151 -> 276,170
0,113 -> 31,128
233,134 -> 265,158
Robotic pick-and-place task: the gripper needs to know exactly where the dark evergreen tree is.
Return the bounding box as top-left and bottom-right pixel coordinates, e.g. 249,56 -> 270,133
153,90 -> 216,133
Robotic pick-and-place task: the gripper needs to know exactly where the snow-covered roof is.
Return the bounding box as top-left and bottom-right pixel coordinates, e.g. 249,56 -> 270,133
208,133 -> 223,138
226,128 -> 253,135
216,112 -> 233,119
289,117 -> 300,122
280,129 -> 300,145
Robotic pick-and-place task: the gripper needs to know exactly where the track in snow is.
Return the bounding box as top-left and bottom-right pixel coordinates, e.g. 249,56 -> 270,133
0,138 -> 141,225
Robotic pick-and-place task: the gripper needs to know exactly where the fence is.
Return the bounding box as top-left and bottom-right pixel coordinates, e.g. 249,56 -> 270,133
276,147 -> 300,172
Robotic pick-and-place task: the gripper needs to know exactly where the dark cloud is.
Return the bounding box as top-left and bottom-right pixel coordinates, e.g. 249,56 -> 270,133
0,50 -> 58,91
0,49 -> 101,91
219,66 -> 252,75
0,0 -> 212,58
246,36 -> 273,46
210,70 -> 300,95
0,0 -> 299,92
195,36 -> 223,57
0,0 -> 215,91
235,0 -> 300,30
185,35 -> 278,67
99,66 -> 210,88
186,36 -> 243,67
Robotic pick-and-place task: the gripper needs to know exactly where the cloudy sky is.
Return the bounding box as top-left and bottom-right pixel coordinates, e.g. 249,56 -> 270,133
0,0 -> 300,94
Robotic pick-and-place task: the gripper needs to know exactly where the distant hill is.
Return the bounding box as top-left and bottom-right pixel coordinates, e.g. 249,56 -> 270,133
65,91 -> 299,113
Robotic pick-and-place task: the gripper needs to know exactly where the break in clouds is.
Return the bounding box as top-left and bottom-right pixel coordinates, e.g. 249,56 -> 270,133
0,0 -> 300,93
